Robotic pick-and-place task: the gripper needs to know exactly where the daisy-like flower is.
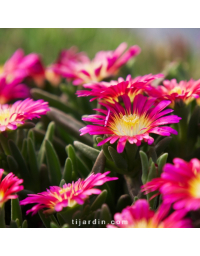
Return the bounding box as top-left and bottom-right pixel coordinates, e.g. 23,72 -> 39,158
142,158 -> 200,212
0,98 -> 49,132
76,74 -> 163,103
107,199 -> 192,228
46,46 -> 88,86
146,78 -> 200,107
0,49 -> 45,87
20,171 -> 118,215
49,43 -> 140,85
80,94 -> 181,153
0,169 -> 24,208
0,76 -> 30,104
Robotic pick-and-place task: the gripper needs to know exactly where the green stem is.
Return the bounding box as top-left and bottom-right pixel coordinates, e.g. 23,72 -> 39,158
124,171 -> 143,201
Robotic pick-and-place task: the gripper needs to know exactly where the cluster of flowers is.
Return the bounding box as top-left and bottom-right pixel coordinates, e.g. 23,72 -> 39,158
1,42 -> 200,228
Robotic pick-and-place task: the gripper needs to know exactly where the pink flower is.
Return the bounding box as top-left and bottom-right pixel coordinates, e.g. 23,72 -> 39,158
80,94 -> 181,153
0,98 -> 49,132
76,74 -> 163,103
142,158 -> 200,212
0,76 -> 30,104
146,79 -> 200,107
0,49 -> 45,87
20,171 -> 118,215
0,169 -> 23,208
49,43 -> 141,85
107,199 -> 192,228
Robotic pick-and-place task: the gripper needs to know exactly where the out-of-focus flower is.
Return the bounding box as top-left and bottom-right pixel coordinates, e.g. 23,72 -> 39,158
0,76 -> 30,104
45,69 -> 61,87
49,43 -> 141,85
0,98 -> 49,132
20,171 -> 118,215
142,158 -> 200,212
0,169 -> 23,208
143,158 -> 200,211
0,49 -> 45,87
107,199 -> 191,228
76,74 -> 163,103
146,79 -> 200,107
80,94 -> 181,153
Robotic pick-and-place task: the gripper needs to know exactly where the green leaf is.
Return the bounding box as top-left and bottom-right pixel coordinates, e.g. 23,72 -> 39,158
108,146 -> 128,170
147,162 -> 157,182
21,139 -> 28,160
50,222 -> 59,228
38,121 -> 55,168
155,137 -> 172,156
148,147 -> 157,163
7,155 -> 18,175
0,207 -> 5,228
91,150 -> 106,174
10,220 -> 19,228
39,210 -> 51,228
63,158 -> 73,183
66,145 -> 78,174
22,220 -> 28,228
59,179 -> 66,187
39,164 -> 51,191
73,141 -> 100,162
31,88 -> 80,118
116,194 -> 132,212
27,138 -> 40,192
100,204 -> 111,228
90,190 -> 107,211
139,151 -> 149,185
48,107 -> 93,146
18,122 -> 35,130
45,140 -> 61,186
11,198 -> 22,226
76,155 -> 90,178
8,140 -> 30,187
157,153 -> 168,176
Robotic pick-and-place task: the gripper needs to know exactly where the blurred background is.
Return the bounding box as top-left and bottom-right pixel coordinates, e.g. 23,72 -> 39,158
0,28 -> 200,79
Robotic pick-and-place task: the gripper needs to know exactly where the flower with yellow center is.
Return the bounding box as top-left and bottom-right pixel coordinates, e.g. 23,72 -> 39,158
81,94 -> 181,153
107,199 -> 192,228
20,171 -> 118,215
146,78 -> 200,107
142,158 -> 200,212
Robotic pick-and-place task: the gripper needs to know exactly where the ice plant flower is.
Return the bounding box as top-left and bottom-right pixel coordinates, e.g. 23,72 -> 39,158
0,169 -> 23,208
76,74 -> 163,103
80,94 -> 181,153
146,78 -> 200,107
20,171 -> 118,215
107,199 -> 192,228
0,76 -> 30,104
50,43 -> 141,85
0,49 -> 45,87
0,98 -> 49,132
142,158 -> 200,212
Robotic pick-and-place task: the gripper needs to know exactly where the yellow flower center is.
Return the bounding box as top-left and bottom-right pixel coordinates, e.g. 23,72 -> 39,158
170,86 -> 183,95
188,174 -> 200,198
131,219 -> 159,228
0,110 -> 12,125
110,113 -> 151,136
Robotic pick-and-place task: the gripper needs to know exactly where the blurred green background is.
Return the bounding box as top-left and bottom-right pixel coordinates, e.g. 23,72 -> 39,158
0,28 -> 199,79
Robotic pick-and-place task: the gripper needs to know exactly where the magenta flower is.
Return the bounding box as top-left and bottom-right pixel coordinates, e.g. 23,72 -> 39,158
0,76 -> 30,104
146,78 -> 200,107
0,98 -> 49,132
20,171 -> 118,215
49,43 -> 141,85
0,169 -> 23,208
76,74 -> 163,103
0,49 -> 45,87
80,94 -> 181,153
107,199 -> 192,228
142,158 -> 200,212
